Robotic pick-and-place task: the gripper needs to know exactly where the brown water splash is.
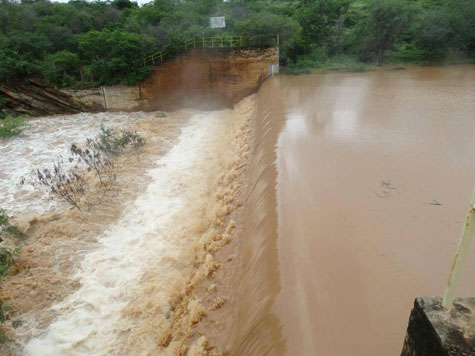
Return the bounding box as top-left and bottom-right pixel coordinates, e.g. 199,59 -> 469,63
0,112 -> 188,355
1,80 -> 286,355
109,97 -> 257,356
223,78 -> 286,356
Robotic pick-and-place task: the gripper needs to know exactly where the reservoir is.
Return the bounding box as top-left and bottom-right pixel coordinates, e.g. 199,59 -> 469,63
273,65 -> 475,355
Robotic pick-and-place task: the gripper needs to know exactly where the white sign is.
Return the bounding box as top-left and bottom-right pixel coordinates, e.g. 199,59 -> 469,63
210,17 -> 226,29
268,64 -> 279,76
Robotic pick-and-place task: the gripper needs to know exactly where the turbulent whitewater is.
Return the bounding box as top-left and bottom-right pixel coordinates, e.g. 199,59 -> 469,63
24,112 -> 221,354
0,95 -> 259,355
0,112 -> 159,216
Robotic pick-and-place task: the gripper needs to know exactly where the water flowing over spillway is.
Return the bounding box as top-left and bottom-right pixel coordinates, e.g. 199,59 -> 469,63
3,66 -> 475,356
0,99 -> 260,355
23,113 -> 224,355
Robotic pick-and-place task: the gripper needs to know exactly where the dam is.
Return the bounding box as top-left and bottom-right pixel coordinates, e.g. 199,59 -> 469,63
1,65 -> 475,355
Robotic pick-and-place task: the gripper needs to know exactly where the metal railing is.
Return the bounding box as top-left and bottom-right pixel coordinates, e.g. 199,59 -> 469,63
442,187 -> 475,308
144,35 -> 279,66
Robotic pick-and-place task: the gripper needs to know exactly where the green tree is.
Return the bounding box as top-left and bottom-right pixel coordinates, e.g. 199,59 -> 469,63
354,0 -> 414,63
416,7 -> 452,59
450,0 -> 475,57
0,30 -> 51,82
79,30 -> 156,85
296,0 -> 351,58
42,50 -> 81,86
112,0 -> 138,11
234,12 -> 301,59
0,0 -> 20,34
1,0 -> 475,85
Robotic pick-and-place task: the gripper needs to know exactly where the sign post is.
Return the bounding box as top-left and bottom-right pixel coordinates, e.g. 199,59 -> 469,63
210,16 -> 226,29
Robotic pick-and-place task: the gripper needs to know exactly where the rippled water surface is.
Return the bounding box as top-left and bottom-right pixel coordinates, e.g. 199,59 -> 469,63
274,65 -> 475,356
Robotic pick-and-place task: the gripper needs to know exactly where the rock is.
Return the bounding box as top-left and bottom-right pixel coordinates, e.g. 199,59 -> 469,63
401,296 -> 475,356
1,80 -> 100,116
389,66 -> 407,71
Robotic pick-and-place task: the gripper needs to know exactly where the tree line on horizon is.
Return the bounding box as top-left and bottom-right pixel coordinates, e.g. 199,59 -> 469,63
0,0 -> 474,88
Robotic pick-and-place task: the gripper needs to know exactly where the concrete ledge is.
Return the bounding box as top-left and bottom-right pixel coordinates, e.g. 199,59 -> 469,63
401,297 -> 475,356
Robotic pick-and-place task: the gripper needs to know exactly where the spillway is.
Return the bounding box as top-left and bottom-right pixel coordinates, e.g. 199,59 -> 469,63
2,65 -> 475,356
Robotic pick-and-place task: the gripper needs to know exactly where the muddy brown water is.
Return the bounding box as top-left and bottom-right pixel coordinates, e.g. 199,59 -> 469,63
2,66 -> 475,356
262,65 -> 475,356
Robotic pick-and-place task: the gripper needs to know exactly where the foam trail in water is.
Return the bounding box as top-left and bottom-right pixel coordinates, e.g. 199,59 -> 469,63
23,112 -> 220,355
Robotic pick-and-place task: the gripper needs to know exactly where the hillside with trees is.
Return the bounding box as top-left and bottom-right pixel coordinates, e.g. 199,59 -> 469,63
0,0 -> 474,88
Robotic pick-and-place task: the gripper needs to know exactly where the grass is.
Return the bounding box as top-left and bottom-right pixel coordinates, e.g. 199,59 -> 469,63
286,48 -> 475,76
0,116 -> 27,138
286,55 -> 367,75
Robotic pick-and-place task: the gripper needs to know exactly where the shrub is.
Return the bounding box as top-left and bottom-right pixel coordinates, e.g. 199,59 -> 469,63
26,126 -> 145,211
286,55 -> 365,75
0,116 -> 26,138
285,66 -> 311,75
0,302 -> 21,344
0,209 -> 24,240
33,157 -> 91,211
70,142 -> 117,196
91,126 -> 145,156
0,208 -> 22,343
342,59 -> 366,72
0,208 -> 22,279
0,248 -> 17,278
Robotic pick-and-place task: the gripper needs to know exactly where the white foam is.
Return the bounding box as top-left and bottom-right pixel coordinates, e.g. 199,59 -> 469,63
23,112 -> 221,355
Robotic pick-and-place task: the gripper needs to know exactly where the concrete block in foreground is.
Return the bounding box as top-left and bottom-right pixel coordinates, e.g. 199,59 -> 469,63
401,296 -> 475,356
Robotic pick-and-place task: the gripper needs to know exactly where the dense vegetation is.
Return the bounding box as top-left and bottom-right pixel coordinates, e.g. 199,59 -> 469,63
0,0 -> 474,87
